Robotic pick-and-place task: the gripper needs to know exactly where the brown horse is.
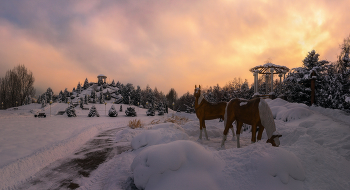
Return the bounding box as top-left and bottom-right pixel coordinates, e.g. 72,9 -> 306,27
221,98 -> 282,148
194,85 -> 232,140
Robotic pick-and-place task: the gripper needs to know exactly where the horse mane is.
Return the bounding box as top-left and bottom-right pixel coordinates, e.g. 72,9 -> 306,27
258,98 -> 276,139
198,93 -> 204,105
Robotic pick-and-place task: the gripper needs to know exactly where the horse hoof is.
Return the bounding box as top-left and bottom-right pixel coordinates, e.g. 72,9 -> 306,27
197,138 -> 202,142
206,138 -> 210,141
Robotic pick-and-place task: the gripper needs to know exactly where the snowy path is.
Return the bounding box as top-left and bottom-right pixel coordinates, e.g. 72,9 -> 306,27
16,126 -> 131,190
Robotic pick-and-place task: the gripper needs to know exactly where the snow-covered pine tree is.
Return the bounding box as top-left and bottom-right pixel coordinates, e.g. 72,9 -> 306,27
121,83 -> 134,104
83,78 -> 89,89
99,91 -> 104,104
284,50 -> 329,105
46,88 -> 53,103
84,94 -> 88,104
105,89 -> 111,100
116,81 -> 121,89
88,105 -> 100,117
80,97 -> 84,108
111,80 -> 116,87
91,89 -> 96,103
108,105 -> 118,117
41,95 -> 46,108
66,105 -> 77,117
335,36 -> 350,110
77,82 -> 82,93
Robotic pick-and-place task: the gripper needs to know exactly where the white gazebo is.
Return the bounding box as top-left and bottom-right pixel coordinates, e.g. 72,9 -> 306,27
250,62 -> 289,97
97,74 -> 107,83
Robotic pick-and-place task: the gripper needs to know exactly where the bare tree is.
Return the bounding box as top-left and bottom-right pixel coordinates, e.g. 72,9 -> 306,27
0,65 -> 35,109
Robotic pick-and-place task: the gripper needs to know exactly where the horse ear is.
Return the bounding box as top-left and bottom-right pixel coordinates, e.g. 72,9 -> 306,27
195,85 -> 197,88
199,85 -> 201,89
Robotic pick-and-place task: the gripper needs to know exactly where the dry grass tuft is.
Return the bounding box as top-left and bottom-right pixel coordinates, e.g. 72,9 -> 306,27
165,114 -> 189,125
150,119 -> 161,125
128,119 -> 144,129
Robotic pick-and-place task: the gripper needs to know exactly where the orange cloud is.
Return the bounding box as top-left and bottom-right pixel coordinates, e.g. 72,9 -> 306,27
0,0 -> 349,96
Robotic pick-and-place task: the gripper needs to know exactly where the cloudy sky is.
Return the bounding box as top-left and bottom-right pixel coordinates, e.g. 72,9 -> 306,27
1,0 -> 349,96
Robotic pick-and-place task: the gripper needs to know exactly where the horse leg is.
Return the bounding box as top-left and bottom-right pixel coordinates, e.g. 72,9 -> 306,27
236,121 -> 243,148
203,121 -> 209,140
251,124 -> 257,143
221,116 -> 235,148
198,119 -> 203,140
257,125 -> 265,141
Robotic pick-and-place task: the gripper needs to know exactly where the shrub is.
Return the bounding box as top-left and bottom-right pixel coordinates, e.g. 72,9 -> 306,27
128,119 -> 143,129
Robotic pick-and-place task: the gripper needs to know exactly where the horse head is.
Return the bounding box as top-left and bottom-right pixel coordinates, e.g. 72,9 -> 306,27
266,134 -> 282,147
194,85 -> 201,98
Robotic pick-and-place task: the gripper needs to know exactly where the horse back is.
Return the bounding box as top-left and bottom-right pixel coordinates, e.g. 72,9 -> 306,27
197,101 -> 226,120
229,98 -> 262,125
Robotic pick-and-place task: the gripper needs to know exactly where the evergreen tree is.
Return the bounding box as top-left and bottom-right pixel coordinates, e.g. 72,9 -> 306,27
131,86 -> 141,106
83,78 -> 89,89
336,35 -> 350,110
99,91 -> 105,104
116,81 -> 121,89
46,87 -> 53,103
108,105 -> 118,117
91,89 -> 96,103
111,80 -> 116,87
84,94 -> 88,104
166,88 -> 178,109
41,95 -> 46,108
284,50 -> 329,105
77,82 -> 82,93
121,83 -> 134,104
80,97 -> 84,108
88,105 -> 100,117
66,105 -> 77,117
105,89 -> 111,100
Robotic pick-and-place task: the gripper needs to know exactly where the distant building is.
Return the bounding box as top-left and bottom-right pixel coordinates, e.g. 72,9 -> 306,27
97,74 -> 107,83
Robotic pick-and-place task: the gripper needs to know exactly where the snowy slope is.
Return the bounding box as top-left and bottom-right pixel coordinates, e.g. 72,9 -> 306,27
1,98 -> 350,190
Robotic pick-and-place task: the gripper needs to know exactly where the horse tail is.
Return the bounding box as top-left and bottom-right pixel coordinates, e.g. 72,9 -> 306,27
258,98 -> 276,139
224,101 -> 229,128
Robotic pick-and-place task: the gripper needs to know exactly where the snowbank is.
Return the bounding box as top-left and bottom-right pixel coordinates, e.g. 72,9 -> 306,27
131,123 -> 189,150
275,107 -> 314,122
218,142 -> 306,190
268,99 -> 314,122
131,140 -> 224,190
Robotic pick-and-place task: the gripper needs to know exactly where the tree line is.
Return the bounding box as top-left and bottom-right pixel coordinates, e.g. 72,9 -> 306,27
176,35 -> 350,112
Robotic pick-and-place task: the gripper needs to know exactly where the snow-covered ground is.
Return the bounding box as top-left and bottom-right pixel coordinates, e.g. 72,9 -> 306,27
0,98 -> 350,190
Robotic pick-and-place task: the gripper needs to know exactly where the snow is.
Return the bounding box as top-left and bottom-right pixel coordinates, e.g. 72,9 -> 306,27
1,97 -> 350,190
131,140 -> 224,190
131,123 -> 189,150
239,102 -> 247,106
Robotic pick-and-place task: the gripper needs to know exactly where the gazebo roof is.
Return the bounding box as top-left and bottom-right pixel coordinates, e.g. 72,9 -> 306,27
249,62 -> 289,74
97,74 -> 107,78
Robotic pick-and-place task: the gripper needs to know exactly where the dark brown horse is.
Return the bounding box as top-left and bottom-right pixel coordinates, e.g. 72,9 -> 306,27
194,85 -> 231,140
221,98 -> 282,148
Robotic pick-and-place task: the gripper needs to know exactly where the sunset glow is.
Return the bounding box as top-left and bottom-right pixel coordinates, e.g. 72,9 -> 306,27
1,0 -> 349,95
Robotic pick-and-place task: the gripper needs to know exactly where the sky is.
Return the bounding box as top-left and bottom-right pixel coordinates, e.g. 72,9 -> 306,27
0,0 -> 349,96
